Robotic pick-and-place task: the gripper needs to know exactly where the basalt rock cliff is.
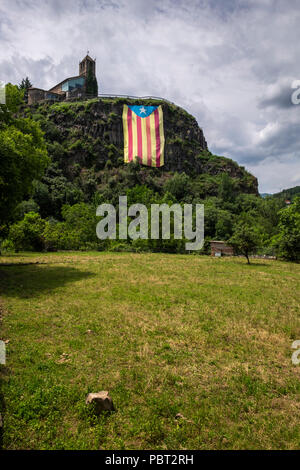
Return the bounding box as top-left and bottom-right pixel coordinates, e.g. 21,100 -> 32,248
27,97 -> 258,199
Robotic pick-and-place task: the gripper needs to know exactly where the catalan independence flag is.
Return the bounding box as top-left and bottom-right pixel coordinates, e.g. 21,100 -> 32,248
122,104 -> 165,167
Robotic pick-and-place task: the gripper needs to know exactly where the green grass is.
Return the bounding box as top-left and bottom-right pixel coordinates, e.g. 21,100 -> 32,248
0,252 -> 300,450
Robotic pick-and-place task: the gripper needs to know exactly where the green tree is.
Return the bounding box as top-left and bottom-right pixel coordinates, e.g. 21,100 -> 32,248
164,172 -> 191,201
18,77 -> 32,103
86,69 -> 98,96
228,221 -> 260,264
0,84 -> 49,227
32,164 -> 83,219
2,83 -> 24,114
126,185 -> 157,206
8,212 -> 46,251
218,172 -> 236,202
215,209 -> 234,239
14,199 -> 39,220
43,203 -> 99,251
256,196 -> 284,245
61,202 -> 97,243
273,197 -> 300,261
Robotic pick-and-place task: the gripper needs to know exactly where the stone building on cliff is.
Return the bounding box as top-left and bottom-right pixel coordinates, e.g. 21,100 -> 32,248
28,55 -> 98,105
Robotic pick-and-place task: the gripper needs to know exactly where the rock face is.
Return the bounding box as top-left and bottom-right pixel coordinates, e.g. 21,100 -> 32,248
28,97 -> 258,196
85,391 -> 115,415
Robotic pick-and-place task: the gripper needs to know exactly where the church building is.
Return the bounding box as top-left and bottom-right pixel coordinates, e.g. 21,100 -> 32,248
28,55 -> 98,105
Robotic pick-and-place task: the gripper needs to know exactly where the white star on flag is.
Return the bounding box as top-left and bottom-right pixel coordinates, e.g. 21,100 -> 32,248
139,106 -> 147,114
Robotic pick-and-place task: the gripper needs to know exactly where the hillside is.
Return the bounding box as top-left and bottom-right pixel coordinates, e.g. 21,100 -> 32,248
271,186 -> 300,201
26,97 -> 258,204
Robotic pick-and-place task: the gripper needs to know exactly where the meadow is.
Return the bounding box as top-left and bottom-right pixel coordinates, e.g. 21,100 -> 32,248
0,252 -> 300,450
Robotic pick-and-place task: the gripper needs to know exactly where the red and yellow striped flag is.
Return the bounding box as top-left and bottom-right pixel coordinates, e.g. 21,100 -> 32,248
122,104 -> 165,167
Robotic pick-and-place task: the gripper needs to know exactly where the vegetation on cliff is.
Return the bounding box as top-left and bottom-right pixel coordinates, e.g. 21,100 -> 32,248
271,186 -> 300,202
26,97 -> 257,195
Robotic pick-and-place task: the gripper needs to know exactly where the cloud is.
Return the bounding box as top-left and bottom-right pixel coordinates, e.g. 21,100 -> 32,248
258,78 -> 296,109
0,0 -> 299,193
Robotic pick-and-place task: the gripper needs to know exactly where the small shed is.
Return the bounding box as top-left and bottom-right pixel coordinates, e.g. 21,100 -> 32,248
210,240 -> 234,257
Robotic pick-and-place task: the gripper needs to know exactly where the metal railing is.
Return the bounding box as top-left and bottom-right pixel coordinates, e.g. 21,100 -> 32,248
65,92 -> 192,117
98,93 -> 175,105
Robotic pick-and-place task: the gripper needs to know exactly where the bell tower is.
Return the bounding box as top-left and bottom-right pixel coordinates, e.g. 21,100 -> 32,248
79,54 -> 96,78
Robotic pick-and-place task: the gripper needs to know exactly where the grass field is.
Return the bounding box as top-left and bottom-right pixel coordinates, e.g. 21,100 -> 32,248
0,252 -> 300,450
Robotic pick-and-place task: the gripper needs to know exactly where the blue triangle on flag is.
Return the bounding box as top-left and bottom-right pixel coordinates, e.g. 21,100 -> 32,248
128,105 -> 158,118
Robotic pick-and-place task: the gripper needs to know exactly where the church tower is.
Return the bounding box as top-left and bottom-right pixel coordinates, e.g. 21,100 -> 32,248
79,54 -> 96,78
79,53 -> 98,97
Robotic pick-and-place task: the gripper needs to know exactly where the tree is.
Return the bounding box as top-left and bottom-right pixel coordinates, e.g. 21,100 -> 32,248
228,221 -> 260,264
85,69 -> 98,96
218,172 -> 236,202
33,163 -> 84,219
164,172 -> 191,201
215,209 -> 234,239
18,77 -> 32,103
273,197 -> 300,262
8,212 -> 46,252
0,84 -> 49,228
0,83 -> 24,121
43,203 -> 98,251
14,199 -> 39,220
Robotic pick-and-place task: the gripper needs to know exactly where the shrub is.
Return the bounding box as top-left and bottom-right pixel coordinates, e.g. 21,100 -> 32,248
8,212 -> 46,251
43,220 -> 68,251
1,239 -> 15,253
14,199 -> 40,220
43,203 -> 99,251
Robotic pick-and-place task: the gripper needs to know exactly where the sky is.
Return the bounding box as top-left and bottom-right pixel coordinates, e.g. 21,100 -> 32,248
0,0 -> 299,193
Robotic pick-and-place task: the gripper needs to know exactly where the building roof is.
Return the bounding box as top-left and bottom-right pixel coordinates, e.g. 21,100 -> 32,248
80,54 -> 95,63
28,87 -> 46,92
48,75 -> 83,92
